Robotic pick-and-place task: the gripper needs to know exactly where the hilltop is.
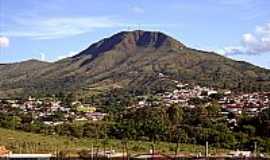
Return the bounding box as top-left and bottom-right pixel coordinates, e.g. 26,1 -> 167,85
0,30 -> 270,97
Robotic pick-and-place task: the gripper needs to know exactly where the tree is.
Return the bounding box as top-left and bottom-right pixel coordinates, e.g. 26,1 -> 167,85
166,105 -> 183,124
257,108 -> 270,137
242,125 -> 256,136
0,115 -> 22,129
206,102 -> 221,116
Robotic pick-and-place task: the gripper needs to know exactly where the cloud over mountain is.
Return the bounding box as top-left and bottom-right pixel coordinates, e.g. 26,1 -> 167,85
0,16 -> 123,40
224,23 -> 270,55
0,36 -> 9,48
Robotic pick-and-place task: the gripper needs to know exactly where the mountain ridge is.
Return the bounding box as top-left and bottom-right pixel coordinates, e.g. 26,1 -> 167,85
0,30 -> 270,97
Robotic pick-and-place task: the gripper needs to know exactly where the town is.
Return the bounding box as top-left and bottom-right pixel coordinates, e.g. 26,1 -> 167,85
0,79 -> 269,128
0,96 -> 108,126
1,79 -> 270,159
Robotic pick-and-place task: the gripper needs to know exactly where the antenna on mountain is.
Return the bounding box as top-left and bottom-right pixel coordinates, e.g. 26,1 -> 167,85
138,24 -> 141,30
127,26 -> 131,31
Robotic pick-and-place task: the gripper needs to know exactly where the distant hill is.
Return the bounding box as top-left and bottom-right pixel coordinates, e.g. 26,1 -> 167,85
1,30 -> 270,97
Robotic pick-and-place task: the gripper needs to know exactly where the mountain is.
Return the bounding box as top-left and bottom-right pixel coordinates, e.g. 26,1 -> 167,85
1,30 -> 270,98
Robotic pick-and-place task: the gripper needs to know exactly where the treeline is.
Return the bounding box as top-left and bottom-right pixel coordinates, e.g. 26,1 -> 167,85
109,106 -> 270,152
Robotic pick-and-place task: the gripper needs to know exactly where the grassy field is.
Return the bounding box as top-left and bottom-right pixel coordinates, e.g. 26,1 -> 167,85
0,128 -> 229,156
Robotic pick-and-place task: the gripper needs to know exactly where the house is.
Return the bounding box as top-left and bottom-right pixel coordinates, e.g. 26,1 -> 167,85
85,112 -> 107,121
0,146 -> 11,156
77,106 -> 96,113
207,90 -> 218,96
97,150 -> 127,158
223,104 -> 242,114
74,117 -> 88,121
228,150 -> 251,157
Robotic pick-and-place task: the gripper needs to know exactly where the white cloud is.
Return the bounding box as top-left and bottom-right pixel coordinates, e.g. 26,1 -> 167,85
1,14 -> 168,40
223,23 -> 270,55
0,16 -> 123,40
0,36 -> 9,47
40,53 -> 46,61
131,6 -> 145,14
256,23 -> 270,35
242,33 -> 257,45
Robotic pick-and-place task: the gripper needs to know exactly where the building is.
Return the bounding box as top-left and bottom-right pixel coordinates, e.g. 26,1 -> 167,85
228,150 -> 251,158
0,146 -> 11,156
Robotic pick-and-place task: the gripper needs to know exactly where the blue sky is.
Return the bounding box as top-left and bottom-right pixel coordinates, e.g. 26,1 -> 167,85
0,0 -> 270,69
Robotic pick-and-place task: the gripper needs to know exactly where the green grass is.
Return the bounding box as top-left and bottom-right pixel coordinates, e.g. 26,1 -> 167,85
0,128 -> 229,155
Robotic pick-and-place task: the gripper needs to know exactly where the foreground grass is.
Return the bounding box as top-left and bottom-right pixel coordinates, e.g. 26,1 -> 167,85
0,128 -> 229,155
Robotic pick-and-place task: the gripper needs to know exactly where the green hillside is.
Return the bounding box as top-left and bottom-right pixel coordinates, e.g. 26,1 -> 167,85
0,128 -> 228,155
0,30 -> 270,98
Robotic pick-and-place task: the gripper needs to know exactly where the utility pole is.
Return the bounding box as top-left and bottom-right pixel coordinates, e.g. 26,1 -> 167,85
254,142 -> 257,158
175,141 -> 179,158
122,142 -> 125,160
125,141 -> 129,160
13,115 -> 16,130
95,145 -> 100,160
205,141 -> 209,159
110,146 -> 113,160
91,144 -> 94,160
103,140 -> 106,159
175,130 -> 180,159
151,143 -> 155,160
19,143 -> 21,154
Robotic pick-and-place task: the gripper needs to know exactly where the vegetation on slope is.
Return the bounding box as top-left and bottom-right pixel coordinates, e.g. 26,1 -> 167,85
0,128 -> 227,155
0,30 -> 270,98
